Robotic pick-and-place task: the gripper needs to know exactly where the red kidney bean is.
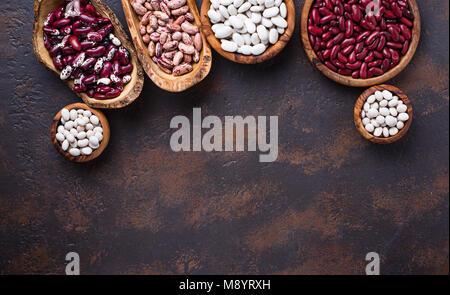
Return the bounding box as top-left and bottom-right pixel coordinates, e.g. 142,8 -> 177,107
382,47 -> 391,58
94,93 -> 107,99
332,59 -> 345,69
399,24 -> 411,40
319,7 -> 333,16
326,39 -> 334,49
68,35 -> 81,51
356,47 -> 368,60
348,51 -> 357,63
344,19 -> 353,37
386,42 -> 403,49
381,58 -> 391,72
338,69 -> 352,75
82,74 -> 97,85
402,40 -> 410,55
320,15 -> 336,25
120,63 -> 133,74
322,31 -> 333,41
96,86 -> 111,94
377,35 -> 386,51
308,26 -> 323,36
53,18 -> 71,28
52,56 -> 64,70
73,27 -> 93,37
388,26 -> 400,42
80,57 -> 96,71
368,60 -> 383,67
80,40 -> 97,50
341,37 -> 355,48
337,52 -> 348,63
351,70 -> 359,79
346,61 -> 362,70
364,52 -> 374,63
325,61 -> 337,71
360,19 -> 376,31
100,62 -> 112,78
356,31 -> 370,43
367,39 -> 379,51
365,31 -> 379,45
323,49 -> 331,60
360,62 -> 368,79
118,47 -> 130,65
311,8 -> 320,24
400,17 -> 413,27
390,49 -> 400,64
79,13 -> 97,25
351,4 -> 362,22
369,67 -> 384,76
105,88 -> 121,99
341,45 -> 354,56
373,50 -> 383,59
49,45 -> 61,57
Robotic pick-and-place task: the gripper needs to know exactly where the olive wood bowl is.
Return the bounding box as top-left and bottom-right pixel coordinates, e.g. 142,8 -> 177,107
33,0 -> 144,109
51,103 -> 110,162
122,0 -> 212,92
200,0 -> 296,64
354,84 -> 412,144
300,0 -> 421,87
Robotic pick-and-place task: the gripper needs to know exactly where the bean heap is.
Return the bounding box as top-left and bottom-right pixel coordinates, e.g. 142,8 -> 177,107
208,0 -> 288,55
56,108 -> 104,156
308,0 -> 414,79
43,0 -> 133,99
131,0 -> 203,76
361,89 -> 409,137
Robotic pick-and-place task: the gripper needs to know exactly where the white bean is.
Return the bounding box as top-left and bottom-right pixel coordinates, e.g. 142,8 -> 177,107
221,40 -> 238,52
69,148 -> 81,156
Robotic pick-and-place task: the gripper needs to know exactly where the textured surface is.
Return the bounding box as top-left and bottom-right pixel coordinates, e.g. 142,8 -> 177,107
0,0 -> 448,275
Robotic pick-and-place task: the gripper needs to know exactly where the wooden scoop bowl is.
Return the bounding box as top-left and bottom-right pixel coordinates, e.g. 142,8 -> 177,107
300,0 -> 421,87
121,0 -> 212,92
33,0 -> 144,109
354,84 -> 413,144
51,103 -> 110,162
200,0 -> 296,64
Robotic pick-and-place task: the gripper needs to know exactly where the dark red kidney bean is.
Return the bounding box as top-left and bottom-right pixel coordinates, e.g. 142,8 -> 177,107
348,51 -> 357,64
316,51 -> 324,62
360,19 -> 376,31
369,67 -> 384,76
82,74 -> 97,85
105,88 -> 121,99
338,68 -> 352,75
356,31 -> 371,43
341,45 -> 354,56
319,7 -> 333,16
402,40 -> 410,55
380,18 -> 387,30
324,0 -> 333,10
80,57 -> 96,71
403,9 -> 414,20
84,4 -> 96,16
388,26 -> 400,42
333,32 -> 344,44
330,45 -> 341,59
45,11 -> 56,26
74,84 -> 87,93
360,62 -> 368,79
120,63 -> 133,74
400,17 -> 413,27
337,52 -> 348,63
382,47 -> 391,58
314,39 -> 321,51
373,50 -> 383,59
345,19 -> 353,37
309,34 -> 315,46
377,35 -> 386,51
69,35 -> 81,51
325,61 -> 337,71
385,10 -> 396,19
399,24 -> 411,40
356,47 -> 368,60
54,5 -> 64,19
73,27 -> 93,37
351,70 -> 359,79
381,58 -> 391,72
49,45 -> 61,57
368,59 -> 383,67
52,18 -> 71,28
60,25 -> 72,35
338,16 -> 345,31
365,31 -> 379,45
96,86 -> 111,94
81,41 -> 97,50
341,37 -> 355,48
351,4 -> 362,22
86,46 -> 106,57
323,49 -> 331,60
100,62 -> 112,78
391,2 -> 403,17
355,41 -> 364,53
346,61 -> 362,70
311,8 -> 320,24
322,31 -> 333,41
94,93 -> 107,99
332,59 -> 345,69
44,35 -> 51,49
86,89 -> 96,97
308,26 -> 323,36
320,14 -> 336,25
364,52 -> 374,63
386,42 -> 403,49
62,55 -> 74,66
79,14 -> 97,25
329,27 -> 340,35
367,39 -> 379,51
72,20 -> 81,31
390,49 -> 400,64
326,39 -> 334,49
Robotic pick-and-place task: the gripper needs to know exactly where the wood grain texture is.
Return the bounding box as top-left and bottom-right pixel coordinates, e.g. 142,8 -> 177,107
200,0 -> 296,64
354,84 -> 413,144
50,103 -> 110,162
32,0 -> 144,109
300,0 -> 421,87
121,0 -> 212,92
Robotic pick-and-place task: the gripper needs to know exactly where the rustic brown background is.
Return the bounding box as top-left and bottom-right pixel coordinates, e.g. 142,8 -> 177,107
0,0 -> 448,275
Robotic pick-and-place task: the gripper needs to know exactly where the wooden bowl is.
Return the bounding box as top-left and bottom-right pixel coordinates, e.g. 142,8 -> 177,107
33,0 -> 145,109
300,0 -> 421,87
354,84 -> 413,144
122,0 -> 212,92
51,103 -> 110,162
200,0 -> 296,64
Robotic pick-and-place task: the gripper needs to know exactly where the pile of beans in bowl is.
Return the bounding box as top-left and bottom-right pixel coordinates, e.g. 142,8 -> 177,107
307,0 -> 414,79
43,0 -> 133,99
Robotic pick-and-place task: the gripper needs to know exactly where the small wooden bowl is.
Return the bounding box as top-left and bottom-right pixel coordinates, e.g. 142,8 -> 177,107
354,84 -> 413,144
51,103 -> 110,162
300,0 -> 421,87
200,0 -> 296,64
33,0 -> 145,109
122,0 -> 212,92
